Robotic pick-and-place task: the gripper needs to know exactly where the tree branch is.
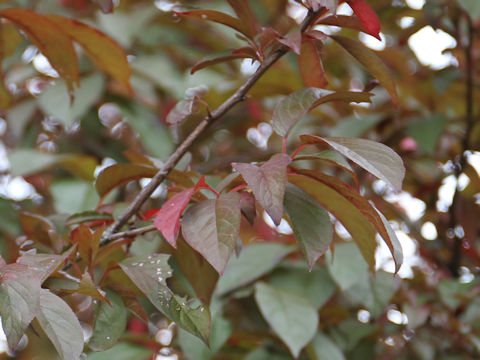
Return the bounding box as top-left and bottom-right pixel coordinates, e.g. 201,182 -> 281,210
100,9 -> 321,246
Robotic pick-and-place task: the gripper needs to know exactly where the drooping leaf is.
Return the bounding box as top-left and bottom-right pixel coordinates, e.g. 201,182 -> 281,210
284,184 -> 333,269
72,273 -> 109,303
191,50 -> 253,74
95,164 -> 158,198
288,174 -> 377,269
89,290 -> 127,351
17,246 -> 76,283
330,35 -> 397,106
176,10 -> 250,39
346,0 -> 381,39
233,153 -> 291,225
169,295 -> 211,345
0,264 -> 41,350
227,0 -> 259,39
254,282 -> 318,358
181,193 -> 241,274
299,169 -> 403,271
215,243 -> 294,296
318,15 -> 373,37
298,40 -> 328,88
0,8 -> 79,91
36,289 -> 84,360
271,88 -> 373,137
45,15 -> 132,92
119,254 -> 173,315
300,135 -> 405,191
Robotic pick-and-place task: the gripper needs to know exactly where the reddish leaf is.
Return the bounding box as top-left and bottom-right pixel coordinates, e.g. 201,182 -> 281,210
70,225 -> 94,264
166,98 -> 197,125
288,174 -> 377,270
233,154 -> 291,225
92,0 -> 114,13
227,0 -> 259,39
176,10 -> 250,38
0,264 -> 41,350
181,193 -> 241,274
0,8 -> 79,91
45,15 -> 132,93
71,272 -> 109,303
153,177 -> 208,247
298,40 -> 328,88
306,0 -> 338,13
278,29 -> 302,55
318,15 -> 373,36
300,135 -> 405,191
19,212 -> 58,248
17,246 -> 76,283
258,27 -> 280,52
239,191 -> 256,225
346,0 -> 381,40
296,169 -> 403,272
330,35 -> 398,106
191,50 -> 253,74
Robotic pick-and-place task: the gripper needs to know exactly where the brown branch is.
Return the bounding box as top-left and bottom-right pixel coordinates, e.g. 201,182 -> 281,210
448,14 -> 475,277
100,9 -> 321,246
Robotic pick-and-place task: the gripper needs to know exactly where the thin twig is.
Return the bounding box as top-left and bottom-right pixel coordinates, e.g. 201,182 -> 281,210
100,9 -> 321,246
448,14 -> 475,277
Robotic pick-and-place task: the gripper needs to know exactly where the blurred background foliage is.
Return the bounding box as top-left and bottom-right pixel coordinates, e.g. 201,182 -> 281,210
0,0 -> 479,359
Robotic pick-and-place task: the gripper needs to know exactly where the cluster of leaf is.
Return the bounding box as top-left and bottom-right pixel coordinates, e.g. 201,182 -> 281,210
0,0 -> 479,359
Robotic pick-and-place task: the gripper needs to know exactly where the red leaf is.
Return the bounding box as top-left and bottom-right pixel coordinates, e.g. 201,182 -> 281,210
153,176 -> 208,247
191,50 -> 253,74
233,154 -> 291,225
227,0 -> 259,39
298,40 -> 328,88
176,10 -> 250,38
278,29 -> 302,55
346,0 -> 381,40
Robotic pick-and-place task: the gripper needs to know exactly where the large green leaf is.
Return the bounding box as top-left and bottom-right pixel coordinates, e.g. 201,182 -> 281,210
36,289 -> 84,360
215,243 -> 294,296
254,282 -> 318,358
284,184 -> 333,269
288,174 -> 377,269
327,242 -> 368,291
181,193 -> 241,274
233,153 -> 291,225
271,88 -> 372,137
308,333 -> 345,360
330,35 -> 398,106
89,290 -> 128,351
169,295 -> 211,345
300,135 -> 405,191
0,264 -> 41,350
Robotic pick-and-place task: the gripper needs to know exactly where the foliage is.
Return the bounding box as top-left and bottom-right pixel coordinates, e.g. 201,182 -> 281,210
0,0 -> 478,359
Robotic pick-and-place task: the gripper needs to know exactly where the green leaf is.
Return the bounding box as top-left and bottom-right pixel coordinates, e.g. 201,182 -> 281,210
89,290 -> 128,351
284,184 -> 333,269
0,264 -> 41,350
38,74 -> 105,127
326,242 -> 368,291
119,254 -> 173,315
0,8 -> 79,91
215,243 -> 294,296
271,88 -> 373,137
406,113 -> 447,155
308,333 -> 345,360
269,264 -> 336,309
288,174 -> 377,269
169,295 -> 211,345
17,246 -> 76,283
233,153 -> 291,225
45,15 -> 132,93
457,0 -> 480,20
254,282 -> 318,358
300,135 -> 405,191
36,289 -> 84,360
95,164 -> 158,198
85,343 -> 153,360
330,35 -> 398,106
181,193 -> 241,274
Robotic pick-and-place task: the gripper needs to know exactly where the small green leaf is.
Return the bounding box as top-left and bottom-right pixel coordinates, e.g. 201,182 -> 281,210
284,184 -> 333,269
36,289 -> 84,360
330,35 -> 398,106
233,153 -> 291,225
169,295 -> 211,345
0,264 -> 41,350
254,282 -> 318,358
215,243 -> 294,296
89,290 -> 128,351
